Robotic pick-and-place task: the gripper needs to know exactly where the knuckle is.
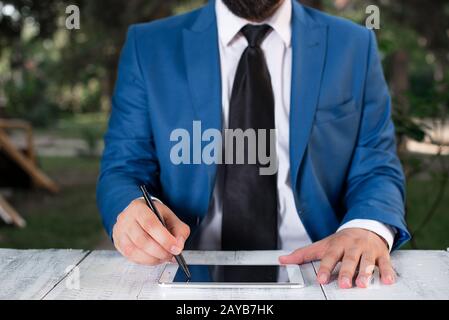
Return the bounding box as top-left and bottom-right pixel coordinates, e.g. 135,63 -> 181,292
380,262 -> 393,272
160,236 -> 175,250
339,271 -> 353,279
319,266 -> 331,274
182,224 -> 191,236
141,216 -> 156,232
361,264 -> 376,275
147,258 -> 161,266
378,255 -> 391,267
303,252 -> 315,262
338,233 -> 353,243
363,252 -> 376,261
122,244 -> 135,257
112,224 -> 120,238
131,198 -> 145,207
154,202 -> 167,213
324,250 -> 340,261
343,255 -> 359,264
116,212 -> 127,224
162,251 -> 173,260
134,234 -> 147,247
147,242 -> 169,259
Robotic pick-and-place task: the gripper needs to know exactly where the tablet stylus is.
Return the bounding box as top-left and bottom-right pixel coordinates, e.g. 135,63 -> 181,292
140,185 -> 192,280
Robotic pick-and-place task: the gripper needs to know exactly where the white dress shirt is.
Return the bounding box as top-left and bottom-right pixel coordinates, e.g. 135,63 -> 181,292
192,0 -> 396,251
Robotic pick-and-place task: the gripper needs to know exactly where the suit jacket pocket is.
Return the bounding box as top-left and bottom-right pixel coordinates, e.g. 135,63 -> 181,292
314,98 -> 357,125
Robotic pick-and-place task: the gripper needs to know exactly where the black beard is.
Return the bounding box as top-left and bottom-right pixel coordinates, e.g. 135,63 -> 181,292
222,0 -> 283,22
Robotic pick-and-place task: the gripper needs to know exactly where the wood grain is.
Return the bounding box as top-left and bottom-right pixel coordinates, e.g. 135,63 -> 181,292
44,250 -> 159,300
1,249 -> 448,300
45,250 -> 324,300
0,249 -> 88,300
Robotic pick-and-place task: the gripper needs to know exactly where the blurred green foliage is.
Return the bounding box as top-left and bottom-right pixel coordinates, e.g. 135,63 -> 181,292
0,0 -> 205,122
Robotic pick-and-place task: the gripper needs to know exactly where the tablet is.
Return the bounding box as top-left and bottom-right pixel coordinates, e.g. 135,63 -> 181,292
158,264 -> 304,288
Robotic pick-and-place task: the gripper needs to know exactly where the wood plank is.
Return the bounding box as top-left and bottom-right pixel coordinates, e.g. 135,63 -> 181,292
0,194 -> 26,228
314,250 -> 449,300
0,249 -> 88,300
0,119 -> 36,164
6,249 -> 447,300
46,250 -> 325,300
44,250 -> 164,300
0,131 -> 59,193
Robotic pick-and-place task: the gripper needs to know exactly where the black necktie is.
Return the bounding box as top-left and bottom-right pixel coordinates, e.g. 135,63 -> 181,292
222,24 -> 278,250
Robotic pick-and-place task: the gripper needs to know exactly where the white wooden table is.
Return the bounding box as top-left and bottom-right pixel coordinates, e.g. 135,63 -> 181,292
0,249 -> 448,300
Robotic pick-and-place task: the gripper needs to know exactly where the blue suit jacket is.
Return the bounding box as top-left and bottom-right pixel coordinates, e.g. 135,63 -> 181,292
97,0 -> 410,250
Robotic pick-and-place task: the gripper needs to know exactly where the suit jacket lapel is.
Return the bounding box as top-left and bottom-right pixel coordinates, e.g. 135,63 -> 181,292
290,2 -> 328,191
182,0 -> 222,208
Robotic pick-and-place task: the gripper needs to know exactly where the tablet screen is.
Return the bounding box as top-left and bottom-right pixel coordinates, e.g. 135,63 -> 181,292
173,265 -> 282,283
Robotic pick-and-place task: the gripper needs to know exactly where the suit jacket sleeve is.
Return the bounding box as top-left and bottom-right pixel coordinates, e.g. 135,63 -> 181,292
96,26 -> 160,238
341,30 -> 410,250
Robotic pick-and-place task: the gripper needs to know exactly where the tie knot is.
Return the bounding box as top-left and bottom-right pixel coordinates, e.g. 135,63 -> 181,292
241,24 -> 272,48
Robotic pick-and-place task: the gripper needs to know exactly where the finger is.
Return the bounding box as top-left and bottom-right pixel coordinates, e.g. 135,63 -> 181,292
356,252 -> 376,288
378,255 -> 396,285
317,246 -> 344,284
135,208 -> 181,255
116,234 -> 163,266
127,222 -> 173,261
338,248 -> 362,289
160,205 -> 191,248
279,240 -> 326,265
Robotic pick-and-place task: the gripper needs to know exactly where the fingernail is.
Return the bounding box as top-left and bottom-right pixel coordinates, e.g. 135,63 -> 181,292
358,275 -> 369,287
340,276 -> 351,288
170,246 -> 182,255
385,274 -> 395,284
318,273 -> 329,284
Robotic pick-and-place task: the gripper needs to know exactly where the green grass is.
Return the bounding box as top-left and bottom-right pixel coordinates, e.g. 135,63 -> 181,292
35,113 -> 108,139
0,155 -> 448,250
0,156 -> 105,249
403,177 -> 449,250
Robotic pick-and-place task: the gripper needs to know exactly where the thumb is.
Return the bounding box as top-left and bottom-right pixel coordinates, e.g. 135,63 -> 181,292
279,241 -> 325,265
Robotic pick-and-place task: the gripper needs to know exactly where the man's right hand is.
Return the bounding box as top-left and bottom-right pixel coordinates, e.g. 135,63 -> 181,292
112,199 -> 190,265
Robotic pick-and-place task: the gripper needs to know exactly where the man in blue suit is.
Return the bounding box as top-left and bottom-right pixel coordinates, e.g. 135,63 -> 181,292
97,0 -> 410,289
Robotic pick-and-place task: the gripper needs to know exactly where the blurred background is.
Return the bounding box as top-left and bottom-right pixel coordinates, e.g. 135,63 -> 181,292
0,0 -> 447,251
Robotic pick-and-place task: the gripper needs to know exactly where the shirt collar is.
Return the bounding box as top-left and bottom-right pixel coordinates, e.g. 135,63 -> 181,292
216,0 -> 292,48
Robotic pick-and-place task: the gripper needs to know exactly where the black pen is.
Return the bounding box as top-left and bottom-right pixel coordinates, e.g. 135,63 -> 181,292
139,185 -> 191,279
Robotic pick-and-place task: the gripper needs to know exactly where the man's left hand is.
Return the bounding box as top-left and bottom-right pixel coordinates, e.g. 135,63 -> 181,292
279,228 -> 396,289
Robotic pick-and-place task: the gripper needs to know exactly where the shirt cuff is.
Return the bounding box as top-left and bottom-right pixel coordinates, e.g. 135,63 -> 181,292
337,219 -> 396,252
